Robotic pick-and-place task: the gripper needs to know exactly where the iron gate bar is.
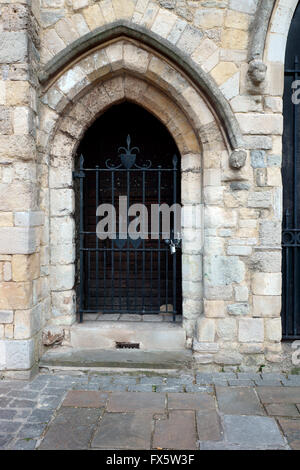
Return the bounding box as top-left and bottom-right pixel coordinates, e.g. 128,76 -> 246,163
282,53 -> 300,338
74,136 -> 181,320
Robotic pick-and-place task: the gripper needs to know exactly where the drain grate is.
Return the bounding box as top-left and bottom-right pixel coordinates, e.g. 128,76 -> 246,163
116,342 -> 140,349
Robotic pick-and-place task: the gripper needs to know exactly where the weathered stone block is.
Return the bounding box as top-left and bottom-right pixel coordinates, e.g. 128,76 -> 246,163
239,319 -> 264,343
252,273 -> 282,296
0,228 -> 37,255
52,290 -> 76,317
265,318 -> 282,342
217,318 -> 237,341
204,300 -> 225,318
12,253 -> 40,282
0,282 -> 32,310
0,32 -> 27,63
205,256 -> 245,286
50,265 -> 75,291
253,296 -> 282,318
0,339 -> 34,370
0,310 -> 13,324
197,317 -> 216,342
227,303 -> 249,316
259,220 -> 281,246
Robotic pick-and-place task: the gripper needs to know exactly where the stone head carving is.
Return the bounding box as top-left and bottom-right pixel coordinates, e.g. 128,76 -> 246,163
248,59 -> 267,85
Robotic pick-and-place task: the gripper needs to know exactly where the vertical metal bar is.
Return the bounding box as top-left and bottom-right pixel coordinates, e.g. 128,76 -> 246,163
95,166 -> 99,312
165,250 -> 168,314
79,155 -> 85,323
103,250 -> 106,312
126,170 -> 130,312
172,155 -> 177,322
119,248 -> 122,310
111,171 -> 115,311
142,170 -> 146,312
158,167 -> 161,314
150,249 -> 153,313
87,250 -> 91,310
293,56 -> 299,337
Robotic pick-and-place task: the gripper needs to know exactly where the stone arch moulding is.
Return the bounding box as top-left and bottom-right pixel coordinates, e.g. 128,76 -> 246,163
39,20 -> 244,152
39,37 -> 234,344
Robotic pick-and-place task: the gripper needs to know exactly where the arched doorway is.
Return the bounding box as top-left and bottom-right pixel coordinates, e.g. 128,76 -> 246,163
282,1 -> 300,338
75,102 -> 182,321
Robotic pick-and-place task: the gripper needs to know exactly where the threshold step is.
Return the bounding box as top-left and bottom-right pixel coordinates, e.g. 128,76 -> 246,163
39,348 -> 193,372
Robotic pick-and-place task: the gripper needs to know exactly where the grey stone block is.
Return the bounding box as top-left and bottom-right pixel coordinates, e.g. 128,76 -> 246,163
0,32 -> 27,63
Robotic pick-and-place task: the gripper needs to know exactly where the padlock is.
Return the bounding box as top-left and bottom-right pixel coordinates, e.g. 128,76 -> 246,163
170,243 -> 176,254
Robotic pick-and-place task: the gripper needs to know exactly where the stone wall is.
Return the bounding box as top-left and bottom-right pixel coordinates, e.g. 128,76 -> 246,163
0,0 -> 296,376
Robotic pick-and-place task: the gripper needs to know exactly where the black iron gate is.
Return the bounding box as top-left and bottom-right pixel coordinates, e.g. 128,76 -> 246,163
74,135 -> 182,322
282,3 -> 300,339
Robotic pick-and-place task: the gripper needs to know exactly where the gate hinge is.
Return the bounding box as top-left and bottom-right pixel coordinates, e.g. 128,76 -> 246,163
73,170 -> 85,179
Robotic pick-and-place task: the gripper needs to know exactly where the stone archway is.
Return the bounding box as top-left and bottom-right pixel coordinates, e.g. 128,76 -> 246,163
38,38 -> 231,346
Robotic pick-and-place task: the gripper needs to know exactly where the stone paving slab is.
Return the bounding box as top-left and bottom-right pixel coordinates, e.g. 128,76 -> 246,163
92,412 -> 153,450
257,387 -> 300,404
39,407 -> 103,450
152,410 -> 198,450
106,391 -> 165,413
277,418 -> 300,450
0,371 -> 299,450
265,403 -> 300,418
222,415 -> 287,449
168,392 -> 215,411
62,390 -> 109,408
216,387 -> 265,416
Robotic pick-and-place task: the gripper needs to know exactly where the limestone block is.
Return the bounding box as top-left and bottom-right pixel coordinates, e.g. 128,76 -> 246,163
196,317 -> 216,342
204,285 -> 233,301
229,0 -> 258,14
211,62 -> 238,86
221,29 -> 248,49
14,211 -> 44,227
151,8 -> 177,37
237,114 -> 283,135
73,13 -> 90,35
83,5 -> 105,29
193,341 -> 219,353
51,244 -> 75,265
194,9 -> 224,28
259,220 -> 281,246
167,17 -> 187,44
57,65 -> 86,95
14,304 -> 42,340
217,318 -> 237,341
12,253 -> 40,282
99,0 -> 116,23
0,32 -> 27,63
205,207 -> 237,229
51,132 -> 75,158
243,135 -> 273,150
204,187 -> 224,205
0,213 -> 13,227
248,191 -> 273,208
72,0 -> 88,10
225,10 -> 251,29
204,300 -> 225,318
267,167 -> 282,187
0,227 -> 37,254
51,290 -> 76,318
105,42 -> 124,71
238,318 -> 264,343
112,0 -> 135,19
123,42 -> 150,74
251,251 -> 281,273
0,310 -> 13,324
182,298 -> 203,319
265,318 -> 282,343
182,279 -> 203,300
220,72 -> 240,100
50,216 -> 75,247
181,172 -> 201,204
43,29 -> 66,56
176,24 -> 203,55
3,262 -> 11,281
230,95 -> 263,113
182,254 -> 202,282
215,351 -> 243,365
0,339 -> 34,370
227,303 -> 249,316
50,189 -> 74,216
6,81 -> 29,106
191,38 -> 218,65
234,286 -> 249,302
55,18 -> 79,44
0,282 -> 32,310
253,295 -> 282,318
204,256 -> 245,286
50,265 -> 75,291
252,273 -> 282,296
227,246 -> 252,256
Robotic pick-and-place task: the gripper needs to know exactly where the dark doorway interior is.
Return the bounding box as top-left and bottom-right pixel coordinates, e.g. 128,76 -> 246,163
282,2 -> 300,338
75,102 -> 182,319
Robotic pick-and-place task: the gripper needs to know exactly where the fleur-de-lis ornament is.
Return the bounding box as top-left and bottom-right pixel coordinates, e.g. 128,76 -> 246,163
118,135 -> 140,169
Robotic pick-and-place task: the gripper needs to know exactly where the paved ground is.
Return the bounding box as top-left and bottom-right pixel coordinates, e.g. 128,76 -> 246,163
0,371 -> 300,450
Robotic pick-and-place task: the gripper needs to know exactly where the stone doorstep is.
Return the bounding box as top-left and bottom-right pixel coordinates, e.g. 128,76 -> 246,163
69,321 -> 186,350
39,348 -> 193,371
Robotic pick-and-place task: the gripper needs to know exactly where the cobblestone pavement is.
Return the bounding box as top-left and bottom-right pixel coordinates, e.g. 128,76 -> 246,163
0,371 -> 300,450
